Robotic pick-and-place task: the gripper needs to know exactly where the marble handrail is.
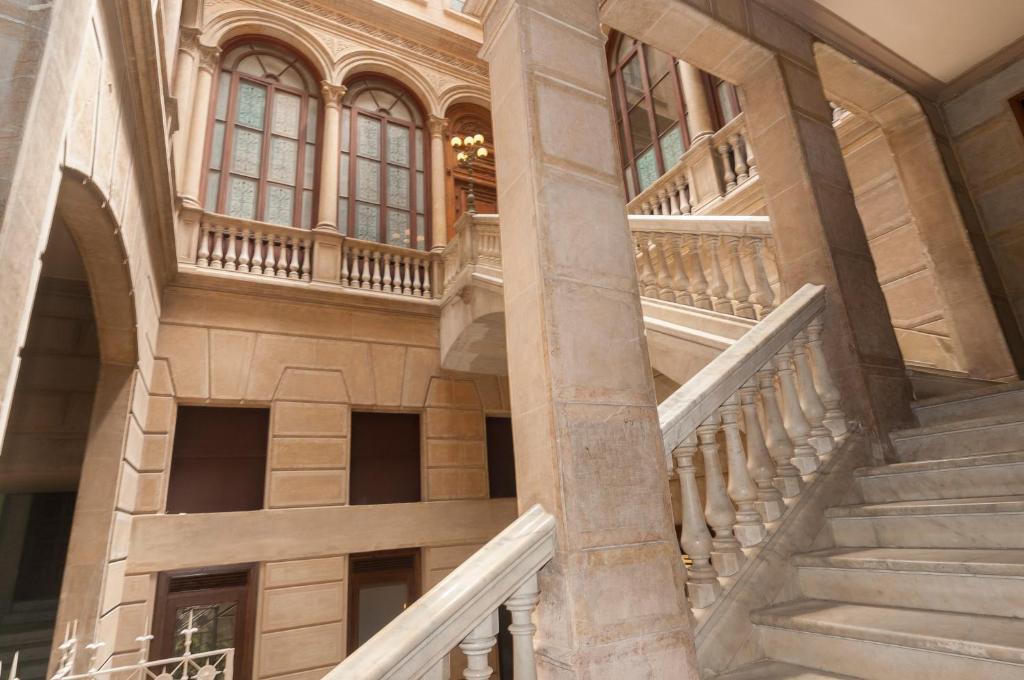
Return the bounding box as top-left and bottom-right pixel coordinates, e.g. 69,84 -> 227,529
323,504 -> 555,680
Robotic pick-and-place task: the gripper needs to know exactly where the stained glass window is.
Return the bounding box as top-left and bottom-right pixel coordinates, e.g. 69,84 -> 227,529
202,42 -> 320,227
341,77 -> 429,249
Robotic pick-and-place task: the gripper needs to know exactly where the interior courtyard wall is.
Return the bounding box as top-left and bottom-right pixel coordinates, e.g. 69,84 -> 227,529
943,57 -> 1024,367
119,284 -> 514,679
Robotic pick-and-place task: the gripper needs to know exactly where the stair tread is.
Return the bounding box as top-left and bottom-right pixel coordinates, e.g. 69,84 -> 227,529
794,547 -> 1024,576
854,450 -> 1024,477
912,379 -> 1024,410
752,599 -> 1024,665
891,413 -> 1024,441
712,660 -> 859,679
825,494 -> 1024,518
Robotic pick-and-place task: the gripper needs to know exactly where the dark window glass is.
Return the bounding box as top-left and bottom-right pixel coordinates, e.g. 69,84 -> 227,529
350,412 -> 421,505
12,492 -> 76,602
348,550 -> 419,652
485,417 -> 516,498
167,406 -> 269,513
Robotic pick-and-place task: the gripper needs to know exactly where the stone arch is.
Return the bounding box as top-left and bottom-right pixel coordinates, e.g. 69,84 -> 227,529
337,50 -> 441,116
54,170 -> 138,367
439,84 -> 491,113
201,9 -> 333,83
815,42 -> 1018,381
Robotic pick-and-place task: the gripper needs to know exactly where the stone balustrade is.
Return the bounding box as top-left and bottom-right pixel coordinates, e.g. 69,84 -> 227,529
442,212 -> 502,291
321,505 -> 555,680
190,212 -> 442,300
630,215 -> 777,320
659,283 -> 849,610
626,112 -> 758,216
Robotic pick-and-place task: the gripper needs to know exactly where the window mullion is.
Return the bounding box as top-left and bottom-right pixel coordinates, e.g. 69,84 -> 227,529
257,84 -> 275,223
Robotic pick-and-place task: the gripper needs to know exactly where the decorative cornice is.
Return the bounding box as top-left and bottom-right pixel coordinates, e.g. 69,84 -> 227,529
428,115 -> 449,136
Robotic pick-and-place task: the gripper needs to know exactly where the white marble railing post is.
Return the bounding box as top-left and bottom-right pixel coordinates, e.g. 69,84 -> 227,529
793,330 -> 835,456
718,143 -> 737,191
773,345 -> 819,475
747,237 -> 775,317
647,236 -> 675,302
676,179 -> 692,215
807,316 -> 849,438
686,234 -> 712,310
729,133 -> 749,184
673,433 -> 721,608
634,236 -> 659,297
757,366 -> 802,497
724,236 -> 755,319
460,612 -> 498,680
739,378 -> 784,522
666,235 -> 693,306
505,576 -> 539,680
704,235 -> 731,314
697,414 -> 744,577
718,394 -> 767,547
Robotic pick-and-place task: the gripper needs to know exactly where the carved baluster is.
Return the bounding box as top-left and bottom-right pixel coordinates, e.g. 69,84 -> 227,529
381,252 -> 393,293
276,237 -> 289,277
460,611 -> 498,680
369,249 -> 381,290
412,257 -> 423,296
718,143 -> 737,191
704,235 -> 732,314
740,378 -> 785,522
287,238 -> 300,279
665,235 -> 693,306
773,345 -> 819,474
422,257 -> 432,299
676,179 -> 692,215
747,238 -> 775,317
359,248 -> 371,288
196,222 -> 211,267
402,256 -> 413,295
793,330 -> 835,456
223,227 -> 238,271
262,236 -> 276,277
686,234 -> 712,309
807,316 -> 849,438
251,231 -> 265,274
636,234 -> 659,298
757,366 -> 803,497
641,201 -> 653,215
719,394 -> 767,547
505,575 -> 539,680
698,413 -> 744,577
648,237 -> 675,302
745,135 -> 758,177
658,189 -> 671,215
668,185 -> 681,215
209,226 -> 225,268
237,229 -> 251,273
725,236 -> 755,319
340,244 -> 351,286
301,238 -> 312,281
673,433 -> 720,608
729,133 -> 749,183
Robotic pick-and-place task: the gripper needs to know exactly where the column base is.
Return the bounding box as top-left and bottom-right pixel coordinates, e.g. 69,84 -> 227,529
314,223 -> 339,233
773,473 -> 803,498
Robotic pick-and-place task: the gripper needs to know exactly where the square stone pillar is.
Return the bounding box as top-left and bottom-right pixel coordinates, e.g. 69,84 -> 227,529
479,1 -> 699,676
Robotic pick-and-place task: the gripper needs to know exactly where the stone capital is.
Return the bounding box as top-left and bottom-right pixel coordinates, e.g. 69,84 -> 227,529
178,26 -> 202,54
427,115 -> 448,137
196,44 -> 222,73
321,82 -> 347,108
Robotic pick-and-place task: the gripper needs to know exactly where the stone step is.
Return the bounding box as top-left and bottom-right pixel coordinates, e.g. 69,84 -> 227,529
912,380 -> 1024,426
826,495 -> 1024,548
751,599 -> 1024,680
794,547 -> 1024,617
890,414 -> 1024,462
854,450 -> 1024,502
711,660 -> 859,679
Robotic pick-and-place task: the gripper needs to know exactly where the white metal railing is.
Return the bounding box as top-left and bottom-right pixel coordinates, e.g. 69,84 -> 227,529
47,615 -> 233,680
658,283 -> 849,608
627,112 -> 758,216
323,505 -> 554,680
630,215 -> 776,320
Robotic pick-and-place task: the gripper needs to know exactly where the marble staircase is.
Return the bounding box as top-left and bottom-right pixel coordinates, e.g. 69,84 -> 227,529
713,382 -> 1024,679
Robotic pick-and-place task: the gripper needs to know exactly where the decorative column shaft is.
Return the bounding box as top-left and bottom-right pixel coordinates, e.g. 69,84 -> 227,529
677,60 -> 714,141
172,27 -> 201,185
181,44 -> 221,206
316,83 -> 346,232
429,116 -> 448,251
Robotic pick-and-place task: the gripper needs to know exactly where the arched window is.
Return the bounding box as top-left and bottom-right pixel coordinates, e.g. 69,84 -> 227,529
339,77 -> 429,250
608,34 -> 742,199
203,42 -> 320,228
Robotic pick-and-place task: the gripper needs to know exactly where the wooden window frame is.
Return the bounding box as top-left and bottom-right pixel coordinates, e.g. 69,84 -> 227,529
341,75 -> 432,250
153,564 -> 258,680
346,549 -> 421,653
200,39 -> 322,229
708,74 -> 743,129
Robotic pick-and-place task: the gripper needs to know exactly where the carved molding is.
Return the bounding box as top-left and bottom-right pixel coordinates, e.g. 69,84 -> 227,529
321,81 -> 347,106
197,44 -> 222,72
428,115 -> 449,136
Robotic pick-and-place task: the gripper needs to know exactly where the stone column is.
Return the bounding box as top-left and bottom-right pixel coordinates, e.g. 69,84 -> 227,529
172,27 -> 201,185
428,115 -> 448,250
316,83 -> 346,232
479,1 -> 698,677
677,60 -> 714,141
180,43 -> 220,207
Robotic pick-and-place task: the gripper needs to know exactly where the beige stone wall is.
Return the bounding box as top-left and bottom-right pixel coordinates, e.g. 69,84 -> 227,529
944,58 -> 1024,361
836,113 -> 963,372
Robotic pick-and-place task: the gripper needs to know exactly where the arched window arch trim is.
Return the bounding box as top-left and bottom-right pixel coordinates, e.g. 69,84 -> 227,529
201,37 -> 324,229
339,72 -> 432,250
